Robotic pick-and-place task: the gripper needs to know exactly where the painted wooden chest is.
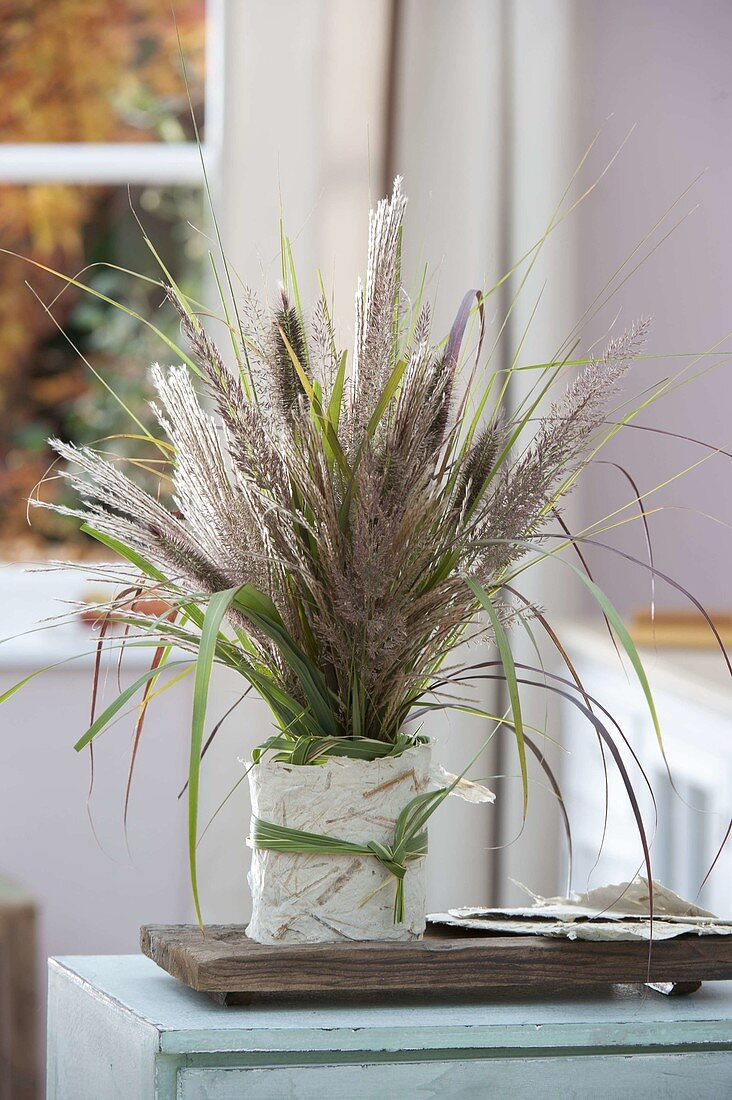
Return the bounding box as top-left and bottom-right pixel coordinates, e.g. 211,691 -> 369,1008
47,955 -> 732,1098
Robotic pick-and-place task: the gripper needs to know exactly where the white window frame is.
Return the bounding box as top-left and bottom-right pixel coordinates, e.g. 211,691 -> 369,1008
0,0 -> 223,188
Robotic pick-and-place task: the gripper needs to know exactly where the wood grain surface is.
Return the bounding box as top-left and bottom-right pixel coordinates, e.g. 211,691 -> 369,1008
140,923 -> 732,1002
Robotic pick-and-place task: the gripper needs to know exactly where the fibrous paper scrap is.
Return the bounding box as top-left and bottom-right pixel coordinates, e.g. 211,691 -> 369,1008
430,763 -> 495,804
429,878 -> 732,941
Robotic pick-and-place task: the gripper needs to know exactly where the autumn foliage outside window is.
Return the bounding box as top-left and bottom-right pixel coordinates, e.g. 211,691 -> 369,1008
0,1 -> 205,552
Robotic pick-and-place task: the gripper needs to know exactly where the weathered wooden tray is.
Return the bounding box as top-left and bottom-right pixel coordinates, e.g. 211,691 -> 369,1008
140,923 -> 732,1005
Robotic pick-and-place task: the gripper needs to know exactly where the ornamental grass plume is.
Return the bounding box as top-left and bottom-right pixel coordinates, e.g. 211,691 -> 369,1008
43,180 -> 647,745
9,174 -> 729,921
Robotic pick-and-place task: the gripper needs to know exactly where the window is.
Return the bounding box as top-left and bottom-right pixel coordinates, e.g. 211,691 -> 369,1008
0,0 -> 220,552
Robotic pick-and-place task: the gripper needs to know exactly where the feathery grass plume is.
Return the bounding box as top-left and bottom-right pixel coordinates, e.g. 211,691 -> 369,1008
40,296 -> 651,732
468,318 -> 651,581
20,176 -> 722,922
271,285 -> 309,418
310,294 -> 340,398
351,176 -> 408,438
149,363 -> 264,590
455,421 -> 503,514
422,352 -> 454,456
545,316 -> 652,458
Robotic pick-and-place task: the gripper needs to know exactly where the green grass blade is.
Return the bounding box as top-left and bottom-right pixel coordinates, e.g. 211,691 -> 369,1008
575,573 -> 663,756
465,577 -> 529,816
80,525 -> 166,582
232,588 -> 338,737
189,588 -> 238,927
208,252 -> 252,399
0,653 -> 91,704
171,4 -> 251,401
126,192 -> 198,325
365,357 -> 408,439
493,536 -> 665,761
285,236 -> 309,369
277,325 -> 352,480
1,249 -> 199,372
73,660 -> 191,751
327,350 -> 347,434
23,281 -> 167,450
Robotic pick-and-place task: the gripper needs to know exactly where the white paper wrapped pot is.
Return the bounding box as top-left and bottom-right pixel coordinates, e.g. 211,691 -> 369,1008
246,743 -> 431,944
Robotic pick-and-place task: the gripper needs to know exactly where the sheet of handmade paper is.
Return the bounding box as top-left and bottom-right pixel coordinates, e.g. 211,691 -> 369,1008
429,878 -> 732,941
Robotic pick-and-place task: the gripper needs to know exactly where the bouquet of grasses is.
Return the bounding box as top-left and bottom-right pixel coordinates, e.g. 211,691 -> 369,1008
7,175 -> 727,942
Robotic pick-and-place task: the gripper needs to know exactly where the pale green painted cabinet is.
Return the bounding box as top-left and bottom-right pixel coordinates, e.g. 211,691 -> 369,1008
47,956 -> 732,1098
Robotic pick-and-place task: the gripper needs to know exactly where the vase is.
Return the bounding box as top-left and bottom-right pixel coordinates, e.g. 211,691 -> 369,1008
246,743 -> 432,944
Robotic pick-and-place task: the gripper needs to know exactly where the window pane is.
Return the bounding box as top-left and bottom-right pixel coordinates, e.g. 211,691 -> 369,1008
0,2 -> 205,143
0,184 -> 204,551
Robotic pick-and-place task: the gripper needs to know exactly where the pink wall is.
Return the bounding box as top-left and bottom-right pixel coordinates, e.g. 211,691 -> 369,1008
574,0 -> 732,616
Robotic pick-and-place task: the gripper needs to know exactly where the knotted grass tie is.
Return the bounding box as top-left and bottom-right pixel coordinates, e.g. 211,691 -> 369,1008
250,786 -> 442,923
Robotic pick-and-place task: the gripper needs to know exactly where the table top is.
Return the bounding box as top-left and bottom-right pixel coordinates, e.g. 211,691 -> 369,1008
51,955 -> 732,1056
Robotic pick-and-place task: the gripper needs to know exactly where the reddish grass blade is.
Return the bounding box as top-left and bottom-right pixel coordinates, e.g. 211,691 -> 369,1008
503,585 -> 592,710
609,420 -> 732,463
548,532 -> 732,678
504,583 -> 610,885
433,663 -> 657,953
123,606 -> 178,829
87,586 -> 140,805
551,509 -> 622,663
177,688 -> 252,800
451,289 -> 486,422
595,460 -> 656,631
433,662 -> 657,818
698,816 -> 732,897
522,731 -> 574,893
479,670 -> 656,964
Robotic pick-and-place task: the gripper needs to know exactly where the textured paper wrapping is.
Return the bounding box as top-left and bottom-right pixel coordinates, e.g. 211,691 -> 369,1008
247,744 -> 432,944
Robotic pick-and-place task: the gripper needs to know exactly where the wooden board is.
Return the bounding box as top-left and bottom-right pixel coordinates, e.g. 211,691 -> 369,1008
140,923 -> 732,1005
